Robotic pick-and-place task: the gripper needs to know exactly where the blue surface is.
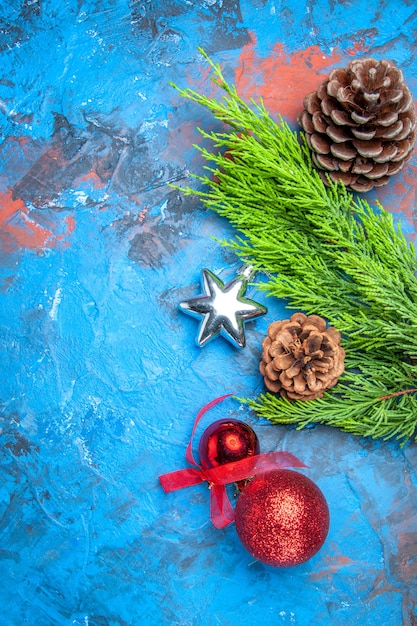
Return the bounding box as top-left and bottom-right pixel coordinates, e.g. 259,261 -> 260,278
1,1 -> 417,625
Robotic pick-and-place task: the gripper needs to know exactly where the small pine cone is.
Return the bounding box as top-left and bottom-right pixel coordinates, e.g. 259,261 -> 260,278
298,58 -> 416,193
260,313 -> 345,401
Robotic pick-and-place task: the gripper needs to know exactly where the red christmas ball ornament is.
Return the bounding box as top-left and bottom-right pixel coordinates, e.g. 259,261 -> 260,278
198,418 -> 260,491
198,418 -> 260,468
235,469 -> 329,567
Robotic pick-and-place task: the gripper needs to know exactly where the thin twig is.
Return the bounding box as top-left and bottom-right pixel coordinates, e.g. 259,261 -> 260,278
378,388 -> 417,401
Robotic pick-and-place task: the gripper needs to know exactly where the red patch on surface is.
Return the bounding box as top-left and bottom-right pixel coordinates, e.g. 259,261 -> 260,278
75,171 -> 107,188
391,532 -> 417,584
64,215 -> 76,234
346,38 -> 373,56
0,189 -> 75,253
234,39 -> 344,123
309,551 -> 356,582
375,160 -> 417,238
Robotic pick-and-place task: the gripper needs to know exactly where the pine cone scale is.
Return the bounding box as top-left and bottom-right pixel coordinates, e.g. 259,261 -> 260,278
391,141 -> 413,161
366,163 -> 389,179
293,373 -> 307,394
286,362 -> 302,378
274,353 -> 294,370
352,160 -> 374,174
351,110 -> 373,124
330,143 -> 357,160
309,133 -> 331,154
265,361 -> 280,381
304,332 -> 322,353
376,111 -> 399,126
399,91 -> 413,113
387,163 -> 404,176
327,124 -> 352,143
352,139 -> 383,157
352,128 -> 376,140
312,111 -> 327,133
331,109 -> 355,126
373,144 -> 398,162
396,117 -> 414,140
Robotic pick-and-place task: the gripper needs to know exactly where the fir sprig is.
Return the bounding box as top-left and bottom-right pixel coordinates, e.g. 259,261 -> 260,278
173,49 -> 417,444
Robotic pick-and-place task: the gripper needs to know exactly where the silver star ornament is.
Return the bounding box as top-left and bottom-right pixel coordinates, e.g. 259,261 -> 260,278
179,268 -> 267,348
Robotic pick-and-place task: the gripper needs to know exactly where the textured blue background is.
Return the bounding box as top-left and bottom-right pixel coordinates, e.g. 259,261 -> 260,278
1,1 -> 417,625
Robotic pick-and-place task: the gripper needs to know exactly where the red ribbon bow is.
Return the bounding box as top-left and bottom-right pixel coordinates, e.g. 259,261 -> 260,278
159,394 -> 307,529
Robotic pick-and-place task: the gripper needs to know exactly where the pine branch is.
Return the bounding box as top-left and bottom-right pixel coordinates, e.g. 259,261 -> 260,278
173,50 -> 417,444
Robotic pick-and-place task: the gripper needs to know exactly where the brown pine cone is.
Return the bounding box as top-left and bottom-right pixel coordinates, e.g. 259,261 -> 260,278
298,58 -> 416,193
260,313 -> 345,401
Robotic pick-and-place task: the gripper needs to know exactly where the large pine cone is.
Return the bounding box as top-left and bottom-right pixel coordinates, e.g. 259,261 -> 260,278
260,313 -> 345,401
299,58 -> 416,193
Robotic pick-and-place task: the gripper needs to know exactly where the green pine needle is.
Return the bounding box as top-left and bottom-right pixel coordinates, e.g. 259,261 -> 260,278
173,49 -> 417,444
